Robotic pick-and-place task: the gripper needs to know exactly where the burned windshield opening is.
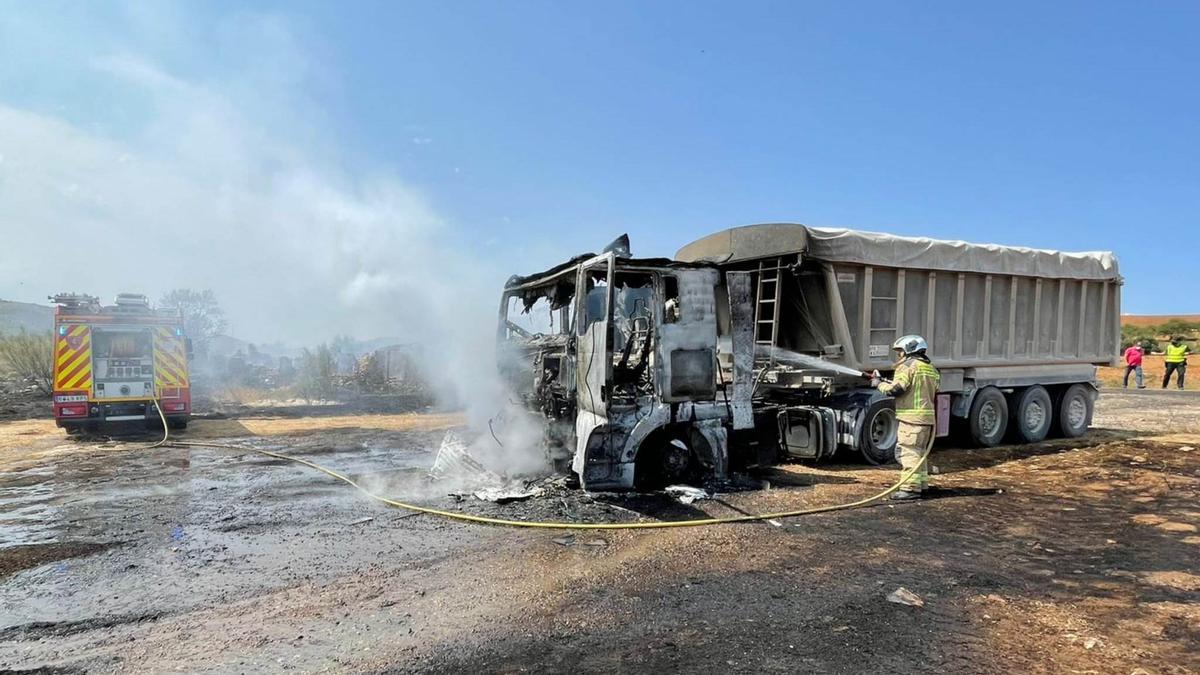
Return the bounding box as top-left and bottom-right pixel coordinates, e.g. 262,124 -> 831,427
505,295 -> 571,339
503,273 -> 577,343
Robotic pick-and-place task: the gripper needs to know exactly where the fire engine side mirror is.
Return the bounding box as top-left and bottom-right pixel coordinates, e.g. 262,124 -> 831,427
185,338 -> 194,358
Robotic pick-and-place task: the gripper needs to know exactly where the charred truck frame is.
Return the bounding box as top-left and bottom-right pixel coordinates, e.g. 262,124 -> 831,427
498,224 -> 1121,491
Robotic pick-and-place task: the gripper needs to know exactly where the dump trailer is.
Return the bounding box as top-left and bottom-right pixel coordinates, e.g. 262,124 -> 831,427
497,225 -> 1120,490
51,293 -> 192,434
678,223 -> 1121,462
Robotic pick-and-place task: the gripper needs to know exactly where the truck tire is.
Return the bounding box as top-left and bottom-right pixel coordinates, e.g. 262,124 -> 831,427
1009,385 -> 1052,444
634,433 -> 698,489
1055,384 -> 1093,438
858,398 -> 898,465
968,387 -> 1008,447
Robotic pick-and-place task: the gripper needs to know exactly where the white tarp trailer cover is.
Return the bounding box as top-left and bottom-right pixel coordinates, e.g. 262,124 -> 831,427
676,223 -> 1119,281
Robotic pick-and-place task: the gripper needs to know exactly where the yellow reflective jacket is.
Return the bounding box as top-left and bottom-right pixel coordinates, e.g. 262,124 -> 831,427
880,357 -> 941,425
1165,343 -> 1190,363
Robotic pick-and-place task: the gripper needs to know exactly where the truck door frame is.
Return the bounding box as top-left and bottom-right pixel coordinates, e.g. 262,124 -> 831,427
575,253 -> 615,420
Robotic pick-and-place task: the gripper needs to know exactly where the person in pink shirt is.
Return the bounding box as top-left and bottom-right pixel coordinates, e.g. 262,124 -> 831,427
1123,343 -> 1145,389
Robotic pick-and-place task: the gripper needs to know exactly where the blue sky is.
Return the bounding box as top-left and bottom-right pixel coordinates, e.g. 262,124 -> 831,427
0,1 -> 1197,342
294,1 -> 1199,269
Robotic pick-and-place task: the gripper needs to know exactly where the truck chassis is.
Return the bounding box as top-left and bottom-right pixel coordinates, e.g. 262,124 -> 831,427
499,226 -> 1119,491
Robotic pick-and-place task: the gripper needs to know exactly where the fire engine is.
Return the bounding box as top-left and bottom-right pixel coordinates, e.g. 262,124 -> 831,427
51,293 -> 191,434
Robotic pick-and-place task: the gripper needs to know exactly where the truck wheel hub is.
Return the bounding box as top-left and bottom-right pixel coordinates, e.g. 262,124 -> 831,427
662,442 -> 690,476
870,410 -> 897,447
1024,400 -> 1046,429
1067,398 -> 1087,427
979,402 -> 1000,434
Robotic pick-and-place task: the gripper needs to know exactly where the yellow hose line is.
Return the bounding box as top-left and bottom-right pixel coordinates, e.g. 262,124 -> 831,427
145,394 -> 928,529
149,396 -> 170,449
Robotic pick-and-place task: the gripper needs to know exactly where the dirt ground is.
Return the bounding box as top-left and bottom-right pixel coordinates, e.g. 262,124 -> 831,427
1,391 -> 1198,674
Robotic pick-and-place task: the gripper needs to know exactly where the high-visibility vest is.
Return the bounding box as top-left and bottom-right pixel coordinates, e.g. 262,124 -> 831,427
1165,343 -> 1189,363
882,358 -> 941,425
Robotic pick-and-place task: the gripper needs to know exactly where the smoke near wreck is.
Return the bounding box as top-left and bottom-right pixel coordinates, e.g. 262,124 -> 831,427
0,7 -> 557,474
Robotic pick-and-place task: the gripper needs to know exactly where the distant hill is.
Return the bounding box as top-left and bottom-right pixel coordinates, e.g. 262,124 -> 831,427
1122,315 -> 1200,327
0,299 -> 54,336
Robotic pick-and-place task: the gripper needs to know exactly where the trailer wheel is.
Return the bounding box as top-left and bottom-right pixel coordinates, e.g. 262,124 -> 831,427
858,398 -> 898,465
968,387 -> 1008,447
1055,384 -> 1093,438
1009,386 -> 1052,443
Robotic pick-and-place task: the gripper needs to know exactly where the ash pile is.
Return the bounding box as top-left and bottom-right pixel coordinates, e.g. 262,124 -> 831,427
428,432 -> 554,504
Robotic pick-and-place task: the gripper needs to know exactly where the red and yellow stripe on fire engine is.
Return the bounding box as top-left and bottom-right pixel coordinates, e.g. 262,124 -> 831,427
55,325 -> 93,392
154,327 -> 189,388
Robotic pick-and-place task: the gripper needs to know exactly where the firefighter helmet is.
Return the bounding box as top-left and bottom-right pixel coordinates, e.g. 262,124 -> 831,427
892,334 -> 928,356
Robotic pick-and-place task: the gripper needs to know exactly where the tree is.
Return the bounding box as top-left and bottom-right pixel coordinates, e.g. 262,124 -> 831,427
1154,319 -> 1200,339
1121,324 -> 1159,353
330,334 -> 356,357
0,329 -> 54,395
159,289 -> 228,356
297,343 -> 337,404
351,352 -> 388,393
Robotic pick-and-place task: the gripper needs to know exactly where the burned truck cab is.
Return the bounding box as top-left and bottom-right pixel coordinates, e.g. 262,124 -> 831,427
497,238 -> 747,490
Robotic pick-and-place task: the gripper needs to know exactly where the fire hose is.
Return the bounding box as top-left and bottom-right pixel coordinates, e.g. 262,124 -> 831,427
148,398 -> 931,530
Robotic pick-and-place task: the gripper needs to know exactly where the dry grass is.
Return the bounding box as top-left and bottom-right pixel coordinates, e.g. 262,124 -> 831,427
188,412 -> 463,439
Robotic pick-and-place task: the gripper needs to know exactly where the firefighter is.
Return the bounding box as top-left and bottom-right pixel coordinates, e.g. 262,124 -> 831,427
1162,336 -> 1190,389
871,335 -> 941,501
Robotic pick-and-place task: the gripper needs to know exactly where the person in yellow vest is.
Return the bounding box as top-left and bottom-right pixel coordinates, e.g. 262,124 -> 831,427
871,334 -> 941,501
1162,336 -> 1191,389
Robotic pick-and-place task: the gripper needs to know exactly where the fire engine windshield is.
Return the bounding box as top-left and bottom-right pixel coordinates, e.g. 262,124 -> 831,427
94,331 -> 152,359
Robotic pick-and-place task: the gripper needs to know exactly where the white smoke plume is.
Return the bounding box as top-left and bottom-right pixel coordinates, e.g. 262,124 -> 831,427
0,7 -> 564,474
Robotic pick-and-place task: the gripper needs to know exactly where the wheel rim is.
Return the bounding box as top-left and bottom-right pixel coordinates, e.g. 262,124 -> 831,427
1067,396 -> 1087,428
980,400 -> 1001,437
1024,399 -> 1046,431
662,442 -> 691,477
870,409 -> 897,449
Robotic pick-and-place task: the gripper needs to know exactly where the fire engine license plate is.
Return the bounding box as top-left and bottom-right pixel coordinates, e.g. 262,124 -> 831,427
54,394 -> 88,403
